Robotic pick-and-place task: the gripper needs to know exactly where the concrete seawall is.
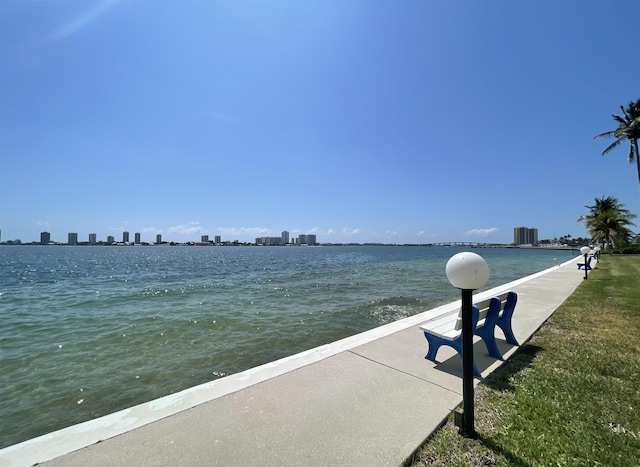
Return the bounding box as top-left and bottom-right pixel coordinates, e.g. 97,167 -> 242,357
0,255 -> 589,467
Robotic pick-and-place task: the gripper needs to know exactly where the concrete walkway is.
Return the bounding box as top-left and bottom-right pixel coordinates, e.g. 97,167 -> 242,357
0,255 -> 592,467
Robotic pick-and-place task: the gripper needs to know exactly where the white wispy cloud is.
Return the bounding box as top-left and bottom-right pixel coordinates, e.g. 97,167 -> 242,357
385,230 -> 399,236
217,227 -> 270,237
50,0 -> 118,41
465,228 -> 499,238
168,222 -> 207,235
342,227 -> 362,236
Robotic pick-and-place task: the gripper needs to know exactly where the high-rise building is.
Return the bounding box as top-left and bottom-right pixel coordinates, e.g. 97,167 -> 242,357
135,232 -> 141,244
214,235 -> 221,244
123,231 -> 130,243
107,235 -> 115,244
40,232 -> 51,245
307,234 -> 317,245
513,226 -> 538,245
68,233 -> 78,245
156,234 -> 162,244
201,235 -> 209,243
89,233 -> 97,244
298,234 -> 308,245
513,227 -> 527,245
256,236 -> 283,245
281,231 -> 290,245
256,237 -> 283,245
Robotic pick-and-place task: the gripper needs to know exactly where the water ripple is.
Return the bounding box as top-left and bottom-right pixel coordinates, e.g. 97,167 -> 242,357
0,245 -> 574,448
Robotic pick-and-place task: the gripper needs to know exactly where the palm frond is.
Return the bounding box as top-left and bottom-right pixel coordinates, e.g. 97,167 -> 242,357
601,138 -> 623,156
612,115 -> 628,125
593,130 -> 616,140
621,105 -> 631,121
596,100 -> 640,190
580,197 -> 637,249
628,143 -> 637,163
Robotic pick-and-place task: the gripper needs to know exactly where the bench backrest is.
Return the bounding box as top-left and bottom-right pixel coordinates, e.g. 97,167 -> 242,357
454,292 -> 511,331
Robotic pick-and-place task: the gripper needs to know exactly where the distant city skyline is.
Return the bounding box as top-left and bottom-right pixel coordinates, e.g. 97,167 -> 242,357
22,229 -> 319,246
0,225 -> 589,246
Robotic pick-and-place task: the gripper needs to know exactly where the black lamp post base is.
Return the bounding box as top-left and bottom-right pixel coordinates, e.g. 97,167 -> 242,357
454,408 -> 477,437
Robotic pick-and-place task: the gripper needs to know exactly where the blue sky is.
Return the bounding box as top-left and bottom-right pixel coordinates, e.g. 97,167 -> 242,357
1,0 -> 639,244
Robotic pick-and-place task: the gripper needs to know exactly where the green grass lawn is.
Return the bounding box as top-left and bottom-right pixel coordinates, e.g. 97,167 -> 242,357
411,255 -> 640,467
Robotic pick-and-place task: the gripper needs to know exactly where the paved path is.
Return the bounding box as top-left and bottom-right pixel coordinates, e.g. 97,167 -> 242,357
1,255 -> 592,467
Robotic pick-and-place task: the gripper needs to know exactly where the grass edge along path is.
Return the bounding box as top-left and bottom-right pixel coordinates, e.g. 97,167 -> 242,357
411,255 -> 640,467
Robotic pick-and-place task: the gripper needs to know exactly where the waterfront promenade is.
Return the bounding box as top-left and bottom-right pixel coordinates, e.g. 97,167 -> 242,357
0,255 -> 589,467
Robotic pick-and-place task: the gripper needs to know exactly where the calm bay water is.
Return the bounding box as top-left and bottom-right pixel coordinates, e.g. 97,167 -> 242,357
0,245 -> 574,448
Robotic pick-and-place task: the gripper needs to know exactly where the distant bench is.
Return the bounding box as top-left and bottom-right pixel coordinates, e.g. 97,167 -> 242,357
419,291 -> 518,377
577,256 -> 593,270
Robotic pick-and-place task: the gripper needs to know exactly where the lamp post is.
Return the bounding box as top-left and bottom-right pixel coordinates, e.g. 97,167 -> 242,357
594,246 -> 601,261
445,252 -> 490,438
580,246 -> 590,280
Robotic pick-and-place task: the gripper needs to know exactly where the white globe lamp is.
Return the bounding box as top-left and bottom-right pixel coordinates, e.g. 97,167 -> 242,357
446,252 -> 490,290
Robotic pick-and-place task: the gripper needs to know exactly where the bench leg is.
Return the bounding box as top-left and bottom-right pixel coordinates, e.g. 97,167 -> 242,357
424,332 -> 481,377
424,332 -> 448,362
475,325 -> 503,360
497,322 -> 519,346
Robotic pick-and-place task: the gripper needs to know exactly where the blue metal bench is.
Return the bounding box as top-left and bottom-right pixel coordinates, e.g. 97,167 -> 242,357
420,291 -> 518,377
577,256 -> 593,270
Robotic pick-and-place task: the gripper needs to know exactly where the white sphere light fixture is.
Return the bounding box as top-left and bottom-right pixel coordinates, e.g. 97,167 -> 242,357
580,246 -> 590,255
445,252 -> 490,290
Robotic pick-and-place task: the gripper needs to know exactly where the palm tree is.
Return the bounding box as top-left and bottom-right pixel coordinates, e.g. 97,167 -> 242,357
594,98 -> 640,191
578,196 -> 637,253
